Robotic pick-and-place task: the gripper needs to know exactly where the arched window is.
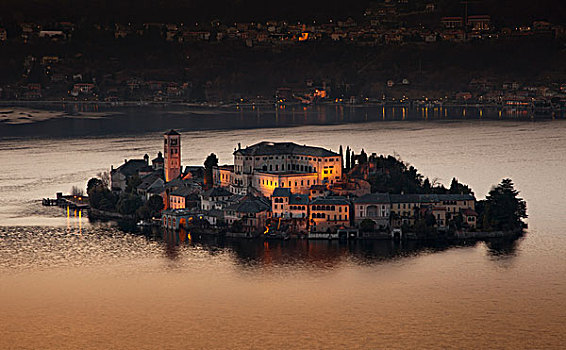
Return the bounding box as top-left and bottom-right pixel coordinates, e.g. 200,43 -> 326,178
331,206 -> 335,211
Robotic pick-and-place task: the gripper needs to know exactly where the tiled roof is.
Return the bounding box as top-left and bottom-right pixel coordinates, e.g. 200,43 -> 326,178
289,194 -> 309,205
113,159 -> 148,177
164,177 -> 184,189
203,187 -> 233,198
234,141 -> 339,157
390,193 -> 475,203
170,186 -> 195,197
352,193 -> 391,204
226,196 -> 271,213
437,194 -> 475,201
462,208 -> 478,216
272,187 -> 291,197
164,129 -> 180,136
390,194 -> 424,203
137,171 -> 164,190
310,196 -> 351,205
148,185 -> 165,194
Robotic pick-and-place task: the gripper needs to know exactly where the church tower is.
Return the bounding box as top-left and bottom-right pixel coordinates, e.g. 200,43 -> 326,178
164,129 -> 181,182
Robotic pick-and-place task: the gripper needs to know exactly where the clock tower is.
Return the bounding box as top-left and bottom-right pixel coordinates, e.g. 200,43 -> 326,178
164,129 -> 181,182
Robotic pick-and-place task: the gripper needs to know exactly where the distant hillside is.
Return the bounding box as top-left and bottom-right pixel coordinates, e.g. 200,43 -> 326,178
0,0 -> 564,24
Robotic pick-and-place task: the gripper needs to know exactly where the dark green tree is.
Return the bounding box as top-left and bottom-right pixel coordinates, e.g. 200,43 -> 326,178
350,151 -> 355,169
86,177 -> 117,210
345,146 -> 351,171
117,193 -> 143,216
423,178 -> 432,193
359,149 -> 368,164
136,205 -> 151,220
339,145 -> 344,169
147,195 -> 165,215
360,219 -> 376,232
87,178 -> 104,194
449,177 -> 474,195
480,178 -> 527,231
98,195 -> 117,211
204,153 -> 219,189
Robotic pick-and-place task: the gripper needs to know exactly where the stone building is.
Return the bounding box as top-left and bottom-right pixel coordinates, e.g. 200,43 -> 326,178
352,193 -> 391,229
214,141 -> 343,196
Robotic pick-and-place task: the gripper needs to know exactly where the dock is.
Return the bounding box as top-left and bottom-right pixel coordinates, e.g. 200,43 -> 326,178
42,192 -> 89,210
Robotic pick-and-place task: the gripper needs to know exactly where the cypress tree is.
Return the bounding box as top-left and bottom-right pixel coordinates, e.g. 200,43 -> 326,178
350,150 -> 355,169
345,146 -> 351,170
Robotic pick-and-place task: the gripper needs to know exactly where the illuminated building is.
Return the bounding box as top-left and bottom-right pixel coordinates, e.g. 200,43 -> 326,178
309,196 -> 351,232
271,188 -> 309,219
164,129 -> 181,182
214,141 -> 343,196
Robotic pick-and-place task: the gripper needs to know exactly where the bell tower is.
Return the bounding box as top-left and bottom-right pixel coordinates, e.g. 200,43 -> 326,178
164,129 -> 181,182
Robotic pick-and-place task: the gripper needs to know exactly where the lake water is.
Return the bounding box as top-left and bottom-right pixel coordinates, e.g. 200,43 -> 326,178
1,108 -> 565,349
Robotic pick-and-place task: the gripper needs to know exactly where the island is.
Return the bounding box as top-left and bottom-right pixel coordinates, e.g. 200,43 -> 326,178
82,129 -> 527,241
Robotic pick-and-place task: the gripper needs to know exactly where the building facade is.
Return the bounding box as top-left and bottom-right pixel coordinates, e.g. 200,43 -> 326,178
309,196 -> 351,232
353,193 -> 391,229
164,129 -> 181,182
271,187 -> 309,219
214,141 -> 343,196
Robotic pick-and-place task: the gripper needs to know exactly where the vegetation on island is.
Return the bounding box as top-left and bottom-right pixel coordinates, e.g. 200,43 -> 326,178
86,174 -> 163,221
347,152 -> 473,195
81,146 -> 526,239
477,178 -> 528,232
203,153 -> 218,189
346,149 -> 526,238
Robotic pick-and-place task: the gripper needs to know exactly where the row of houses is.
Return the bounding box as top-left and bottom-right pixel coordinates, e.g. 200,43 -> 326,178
160,138 -> 476,234
162,185 -> 478,235
107,131 -> 477,236
4,14 -> 562,48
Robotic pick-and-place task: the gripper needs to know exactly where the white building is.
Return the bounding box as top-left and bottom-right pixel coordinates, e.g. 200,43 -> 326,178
214,141 -> 343,196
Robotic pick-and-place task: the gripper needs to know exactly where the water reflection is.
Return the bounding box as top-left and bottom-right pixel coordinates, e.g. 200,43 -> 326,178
157,228 -> 522,269
484,236 -> 525,268
66,207 -> 85,235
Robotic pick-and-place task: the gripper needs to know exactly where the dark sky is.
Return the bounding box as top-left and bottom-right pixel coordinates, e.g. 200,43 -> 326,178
0,0 -> 564,24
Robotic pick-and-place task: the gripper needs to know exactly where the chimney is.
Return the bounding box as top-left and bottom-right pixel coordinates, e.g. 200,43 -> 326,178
238,143 -> 241,150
